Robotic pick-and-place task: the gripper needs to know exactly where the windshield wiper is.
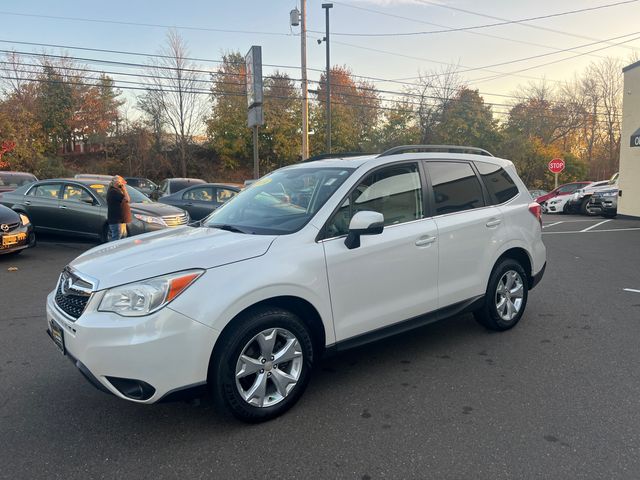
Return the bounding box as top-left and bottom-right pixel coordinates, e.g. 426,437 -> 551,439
208,224 -> 249,234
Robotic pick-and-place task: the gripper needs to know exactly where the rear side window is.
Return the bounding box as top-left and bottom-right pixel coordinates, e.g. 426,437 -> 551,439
475,162 -> 519,204
29,183 -> 62,199
426,162 -> 484,215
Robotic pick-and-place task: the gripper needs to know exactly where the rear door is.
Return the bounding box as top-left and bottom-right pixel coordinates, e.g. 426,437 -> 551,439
180,186 -> 215,220
425,161 -> 505,308
25,182 -> 62,230
59,183 -> 105,237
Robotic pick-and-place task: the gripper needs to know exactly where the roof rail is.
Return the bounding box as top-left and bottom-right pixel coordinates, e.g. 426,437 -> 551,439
378,145 -> 494,158
303,152 -> 376,162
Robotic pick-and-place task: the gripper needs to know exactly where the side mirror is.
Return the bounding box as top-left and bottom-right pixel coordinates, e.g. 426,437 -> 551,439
345,211 -> 384,250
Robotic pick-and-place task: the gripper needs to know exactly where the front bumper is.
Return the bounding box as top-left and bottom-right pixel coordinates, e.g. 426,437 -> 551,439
46,291 -> 219,403
0,224 -> 34,255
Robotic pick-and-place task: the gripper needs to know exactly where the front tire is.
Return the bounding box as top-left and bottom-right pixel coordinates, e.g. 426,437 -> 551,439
210,307 -> 314,423
474,259 -> 529,331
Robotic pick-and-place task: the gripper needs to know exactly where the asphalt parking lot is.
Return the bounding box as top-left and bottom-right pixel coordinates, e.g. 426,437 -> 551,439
2,215 -> 640,480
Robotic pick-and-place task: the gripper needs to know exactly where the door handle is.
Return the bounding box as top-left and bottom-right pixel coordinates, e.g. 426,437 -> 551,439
59,205 -> 67,209
485,218 -> 501,228
24,201 -> 31,205
415,236 -> 436,247
185,202 -> 193,206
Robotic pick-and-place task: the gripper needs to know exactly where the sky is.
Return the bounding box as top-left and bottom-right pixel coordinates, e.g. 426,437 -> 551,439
1,0 -> 639,113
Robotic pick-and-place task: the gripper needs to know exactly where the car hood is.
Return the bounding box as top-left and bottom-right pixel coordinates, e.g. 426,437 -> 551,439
69,227 -> 277,290
0,205 -> 19,223
130,202 -> 185,216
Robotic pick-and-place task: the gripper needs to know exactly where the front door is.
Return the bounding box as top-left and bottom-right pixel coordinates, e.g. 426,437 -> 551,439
322,163 -> 439,342
59,184 -> 106,237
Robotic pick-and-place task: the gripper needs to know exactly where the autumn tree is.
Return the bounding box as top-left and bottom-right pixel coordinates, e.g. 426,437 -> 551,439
207,52 -> 252,170
311,66 -> 381,155
262,73 -> 301,169
434,88 -> 501,151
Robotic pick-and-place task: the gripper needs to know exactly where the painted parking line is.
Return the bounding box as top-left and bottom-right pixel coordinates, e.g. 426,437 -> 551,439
580,219 -> 611,232
542,221 -> 563,229
623,288 -> 640,294
543,227 -> 640,235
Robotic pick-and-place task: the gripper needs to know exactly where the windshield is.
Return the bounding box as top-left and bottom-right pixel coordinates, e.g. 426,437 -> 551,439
0,173 -> 37,188
203,166 -> 354,235
88,184 -> 153,203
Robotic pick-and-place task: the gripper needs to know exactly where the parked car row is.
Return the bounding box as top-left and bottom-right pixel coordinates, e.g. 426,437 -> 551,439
531,173 -> 620,218
0,172 -> 240,247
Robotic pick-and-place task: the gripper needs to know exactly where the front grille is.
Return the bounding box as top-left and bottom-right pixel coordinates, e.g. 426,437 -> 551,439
162,213 -> 189,227
54,269 -> 93,320
0,221 -> 20,233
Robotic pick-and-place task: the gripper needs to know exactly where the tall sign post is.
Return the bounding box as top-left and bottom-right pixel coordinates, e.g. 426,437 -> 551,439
246,46 -> 264,179
548,158 -> 565,189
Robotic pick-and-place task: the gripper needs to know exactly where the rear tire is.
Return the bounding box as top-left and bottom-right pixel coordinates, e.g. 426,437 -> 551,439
210,307 -> 314,423
579,198 -> 591,215
474,259 -> 529,331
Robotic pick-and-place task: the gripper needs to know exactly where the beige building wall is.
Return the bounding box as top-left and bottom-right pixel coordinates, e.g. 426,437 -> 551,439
619,60 -> 640,217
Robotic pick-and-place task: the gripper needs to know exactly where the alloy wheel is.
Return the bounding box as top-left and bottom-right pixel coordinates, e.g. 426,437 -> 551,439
235,328 -> 303,408
495,270 -> 524,322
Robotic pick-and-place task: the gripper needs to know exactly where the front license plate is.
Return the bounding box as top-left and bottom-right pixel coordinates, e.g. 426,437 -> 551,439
49,320 -> 65,355
1,233 -> 26,247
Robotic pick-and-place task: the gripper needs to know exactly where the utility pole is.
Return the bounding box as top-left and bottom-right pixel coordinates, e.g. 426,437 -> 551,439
291,4 -> 309,160
301,1 -> 309,160
322,3 -> 333,154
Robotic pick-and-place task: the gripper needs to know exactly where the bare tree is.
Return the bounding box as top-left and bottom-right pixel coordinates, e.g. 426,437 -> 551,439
143,30 -> 207,177
409,64 -> 464,144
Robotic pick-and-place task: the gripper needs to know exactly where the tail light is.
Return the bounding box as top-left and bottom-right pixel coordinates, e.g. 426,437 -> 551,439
529,202 -> 542,227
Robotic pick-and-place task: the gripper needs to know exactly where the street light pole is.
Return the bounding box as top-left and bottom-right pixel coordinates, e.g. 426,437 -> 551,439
301,0 -> 309,160
322,3 -> 333,154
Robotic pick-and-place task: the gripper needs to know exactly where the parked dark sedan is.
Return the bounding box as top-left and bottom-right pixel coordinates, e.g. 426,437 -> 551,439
152,177 -> 206,200
0,179 -> 189,242
0,171 -> 38,193
159,183 -> 240,220
124,177 -> 158,197
0,204 -> 35,255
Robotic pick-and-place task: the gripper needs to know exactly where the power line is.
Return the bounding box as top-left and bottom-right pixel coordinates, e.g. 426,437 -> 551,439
322,0 -> 638,37
0,52 -> 622,116
0,11 -> 293,37
417,0 -> 640,52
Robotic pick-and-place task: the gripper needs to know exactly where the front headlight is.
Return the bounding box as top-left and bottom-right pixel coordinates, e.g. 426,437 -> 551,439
602,191 -> 617,197
134,213 -> 167,226
98,270 -> 204,317
19,214 -> 30,226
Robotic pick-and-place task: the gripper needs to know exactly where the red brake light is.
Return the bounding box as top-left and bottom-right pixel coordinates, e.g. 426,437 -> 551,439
529,202 -> 542,226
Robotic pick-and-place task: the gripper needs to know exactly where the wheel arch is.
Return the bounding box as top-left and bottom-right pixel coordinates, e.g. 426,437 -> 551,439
492,246 -> 533,286
207,295 -> 327,379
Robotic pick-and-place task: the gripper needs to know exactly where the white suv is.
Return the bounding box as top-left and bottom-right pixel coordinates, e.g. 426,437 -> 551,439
46,145 -> 546,422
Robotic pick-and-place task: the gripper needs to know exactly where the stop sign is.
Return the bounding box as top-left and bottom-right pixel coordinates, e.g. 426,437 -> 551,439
548,158 -> 565,174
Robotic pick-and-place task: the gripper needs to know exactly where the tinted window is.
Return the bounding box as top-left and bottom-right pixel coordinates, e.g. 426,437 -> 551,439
183,187 -> 213,201
557,184 -> 577,193
216,188 -> 238,203
171,180 -> 204,193
0,173 -> 37,188
30,183 -> 62,199
326,163 -> 423,237
476,162 -> 519,204
426,162 -> 484,215
62,185 -> 94,203
88,183 -> 151,203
